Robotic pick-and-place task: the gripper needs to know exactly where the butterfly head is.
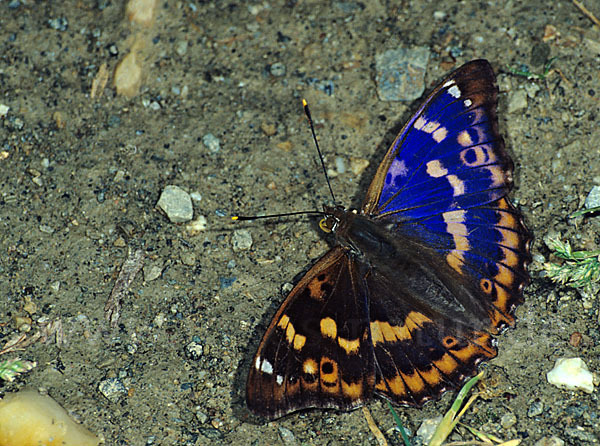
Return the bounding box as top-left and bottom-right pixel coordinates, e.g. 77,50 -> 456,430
320,205 -> 358,234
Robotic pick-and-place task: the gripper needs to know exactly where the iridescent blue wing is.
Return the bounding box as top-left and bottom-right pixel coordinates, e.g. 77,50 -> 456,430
362,60 -> 531,332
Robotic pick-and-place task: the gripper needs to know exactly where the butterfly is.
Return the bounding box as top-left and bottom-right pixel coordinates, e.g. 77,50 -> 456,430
245,59 -> 532,419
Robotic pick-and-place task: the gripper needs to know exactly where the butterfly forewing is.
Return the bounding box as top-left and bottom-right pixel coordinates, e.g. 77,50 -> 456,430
363,60 -> 511,219
247,247 -> 375,419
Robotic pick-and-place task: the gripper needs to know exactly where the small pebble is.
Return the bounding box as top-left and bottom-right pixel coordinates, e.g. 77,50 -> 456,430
335,156 -> 346,174
203,133 -> 221,153
219,277 -> 236,289
534,436 -> 565,446
98,377 -> 127,403
231,229 -> 253,251
195,409 -> 208,424
584,185 -> 600,209
508,89 -> 528,113
175,40 -> 188,56
48,17 -> 68,31
269,62 -> 286,77
416,416 -> 442,444
500,412 -> 517,428
278,426 -> 296,445
180,252 -> 196,266
569,331 -> 583,348
375,46 -> 430,101
186,215 -> 207,235
547,357 -> 595,393
184,341 -> 204,360
528,399 -> 544,417
350,157 -> 369,176
143,263 -> 163,282
126,0 -> 157,26
114,51 -> 142,97
0,104 -> 9,117
157,185 -> 193,223
260,122 -> 277,136
39,224 -> 54,234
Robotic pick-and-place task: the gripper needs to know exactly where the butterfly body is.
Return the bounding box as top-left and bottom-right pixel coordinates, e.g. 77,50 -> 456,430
246,60 -> 532,419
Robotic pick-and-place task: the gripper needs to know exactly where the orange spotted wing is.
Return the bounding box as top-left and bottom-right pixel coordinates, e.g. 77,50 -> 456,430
246,60 -> 532,419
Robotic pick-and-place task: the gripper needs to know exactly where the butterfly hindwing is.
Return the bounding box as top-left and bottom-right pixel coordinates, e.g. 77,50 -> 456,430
366,268 -> 496,407
247,246 -> 375,419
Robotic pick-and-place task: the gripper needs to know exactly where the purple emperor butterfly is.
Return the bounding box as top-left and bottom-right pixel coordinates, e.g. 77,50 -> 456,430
245,60 -> 532,419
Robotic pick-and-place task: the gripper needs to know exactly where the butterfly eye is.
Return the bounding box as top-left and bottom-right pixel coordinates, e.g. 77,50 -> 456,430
319,218 -> 333,233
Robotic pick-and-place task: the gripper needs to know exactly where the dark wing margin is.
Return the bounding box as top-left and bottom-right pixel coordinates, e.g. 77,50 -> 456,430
246,246 -> 375,419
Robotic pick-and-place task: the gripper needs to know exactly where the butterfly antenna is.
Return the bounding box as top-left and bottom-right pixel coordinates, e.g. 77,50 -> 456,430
232,210 -> 324,221
302,99 -> 337,204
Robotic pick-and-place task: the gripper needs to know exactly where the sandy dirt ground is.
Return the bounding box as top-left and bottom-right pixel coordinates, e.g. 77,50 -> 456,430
1,1 -> 599,444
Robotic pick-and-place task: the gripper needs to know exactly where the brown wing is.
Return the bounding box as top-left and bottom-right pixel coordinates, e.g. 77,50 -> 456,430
246,246 -> 375,419
365,264 -> 497,407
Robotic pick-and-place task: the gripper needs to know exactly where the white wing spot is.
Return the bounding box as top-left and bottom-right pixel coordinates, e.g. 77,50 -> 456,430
464,98 -> 472,107
260,358 -> 274,375
448,85 -> 461,98
388,158 -> 409,178
276,375 -> 284,386
443,79 -> 456,88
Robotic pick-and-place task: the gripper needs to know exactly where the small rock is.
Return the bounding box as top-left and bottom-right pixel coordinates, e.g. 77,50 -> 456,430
175,40 -> 188,56
48,17 -> 68,31
278,426 -> 296,445
335,156 -> 346,174
547,357 -> 595,393
0,104 -> 9,117
144,263 -> 163,282
180,251 -> 196,266
534,436 -> 565,446
39,224 -> 54,234
231,229 -> 253,251
113,236 -> 127,247
184,341 -> 203,360
269,62 -> 286,77
416,416 -> 442,444
350,157 -> 369,176
375,46 -> 430,101
203,133 -> 221,153
195,409 -> 208,424
186,215 -> 207,235
98,377 -> 127,403
219,276 -> 236,289
564,427 -> 598,443
530,42 -> 551,68
584,185 -> 600,209
114,51 -> 142,97
126,0 -> 157,26
157,185 -> 193,223
508,89 -> 528,113
500,412 -> 517,428
260,122 -> 277,136
528,399 -> 544,417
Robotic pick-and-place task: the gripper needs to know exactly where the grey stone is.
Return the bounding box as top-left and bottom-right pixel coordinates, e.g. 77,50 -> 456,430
375,46 -> 430,101
157,185 -> 193,223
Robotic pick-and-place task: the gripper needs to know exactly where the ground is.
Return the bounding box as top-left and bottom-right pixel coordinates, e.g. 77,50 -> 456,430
0,1 -> 599,445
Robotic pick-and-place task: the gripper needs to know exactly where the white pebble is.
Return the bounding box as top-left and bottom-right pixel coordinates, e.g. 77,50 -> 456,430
231,229 -> 253,251
156,185 -> 193,223
203,133 -> 220,153
546,357 -> 595,393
